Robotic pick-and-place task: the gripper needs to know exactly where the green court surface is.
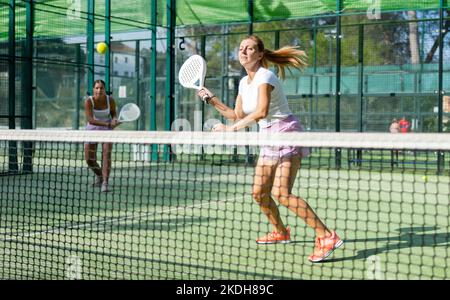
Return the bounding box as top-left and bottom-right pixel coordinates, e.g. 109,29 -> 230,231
0,157 -> 448,280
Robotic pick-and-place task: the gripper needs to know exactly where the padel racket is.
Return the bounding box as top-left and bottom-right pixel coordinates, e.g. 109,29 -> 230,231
118,103 -> 141,123
178,54 -> 210,102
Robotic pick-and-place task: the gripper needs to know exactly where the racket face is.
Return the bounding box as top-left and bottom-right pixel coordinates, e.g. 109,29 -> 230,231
178,55 -> 206,90
118,103 -> 141,122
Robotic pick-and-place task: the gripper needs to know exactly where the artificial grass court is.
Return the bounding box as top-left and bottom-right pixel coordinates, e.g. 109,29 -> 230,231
0,154 -> 448,279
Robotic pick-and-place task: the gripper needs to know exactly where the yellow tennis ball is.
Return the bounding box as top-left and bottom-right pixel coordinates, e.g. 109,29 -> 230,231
422,175 -> 428,182
96,42 -> 108,55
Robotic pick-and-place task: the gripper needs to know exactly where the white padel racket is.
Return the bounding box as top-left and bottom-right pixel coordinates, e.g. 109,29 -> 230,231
178,54 -> 210,102
118,103 -> 141,123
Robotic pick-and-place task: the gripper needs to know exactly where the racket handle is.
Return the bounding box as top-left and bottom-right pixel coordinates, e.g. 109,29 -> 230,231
202,94 -> 211,104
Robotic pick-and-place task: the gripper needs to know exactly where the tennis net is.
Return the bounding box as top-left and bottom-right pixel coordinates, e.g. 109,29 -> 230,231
0,129 -> 449,279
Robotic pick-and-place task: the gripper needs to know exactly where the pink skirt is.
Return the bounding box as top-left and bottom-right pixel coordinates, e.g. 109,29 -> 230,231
260,115 -> 310,159
85,123 -> 112,145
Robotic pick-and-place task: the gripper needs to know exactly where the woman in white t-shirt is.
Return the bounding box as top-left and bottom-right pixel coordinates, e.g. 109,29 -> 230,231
197,35 -> 343,262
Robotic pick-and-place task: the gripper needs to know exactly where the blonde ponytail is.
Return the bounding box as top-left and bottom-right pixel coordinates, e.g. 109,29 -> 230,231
262,46 -> 308,80
246,35 -> 308,80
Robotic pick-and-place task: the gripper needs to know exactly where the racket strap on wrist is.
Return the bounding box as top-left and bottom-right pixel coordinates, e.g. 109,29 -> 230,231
205,95 -> 215,104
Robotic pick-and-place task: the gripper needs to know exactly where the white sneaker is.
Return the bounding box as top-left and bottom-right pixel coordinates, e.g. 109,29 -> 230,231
101,182 -> 109,192
92,176 -> 102,187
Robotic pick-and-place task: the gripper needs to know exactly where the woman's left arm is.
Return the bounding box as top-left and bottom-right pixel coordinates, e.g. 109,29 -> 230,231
216,83 -> 272,132
109,97 -> 119,128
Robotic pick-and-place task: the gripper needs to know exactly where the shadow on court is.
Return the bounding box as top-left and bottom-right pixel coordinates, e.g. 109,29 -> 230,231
323,226 -> 449,263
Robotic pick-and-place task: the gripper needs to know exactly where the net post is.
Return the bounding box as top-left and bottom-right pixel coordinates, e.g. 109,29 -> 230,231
437,1 -> 444,133
105,0 -> 111,93
200,35 -> 206,161
164,0 -> 176,162
8,0 -> 18,173
21,0 -> 35,173
150,0 -> 158,162
86,0 -> 95,91
135,40 -> 141,131
334,0 -> 343,169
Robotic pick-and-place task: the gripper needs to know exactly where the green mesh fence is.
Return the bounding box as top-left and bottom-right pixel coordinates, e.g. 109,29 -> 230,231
0,1 -> 446,40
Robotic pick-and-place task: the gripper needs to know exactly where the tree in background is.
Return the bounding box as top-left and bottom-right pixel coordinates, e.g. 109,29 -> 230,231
408,11 -> 421,64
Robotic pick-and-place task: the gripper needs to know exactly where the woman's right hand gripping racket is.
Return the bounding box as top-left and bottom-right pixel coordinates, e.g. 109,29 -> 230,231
178,54 -> 211,103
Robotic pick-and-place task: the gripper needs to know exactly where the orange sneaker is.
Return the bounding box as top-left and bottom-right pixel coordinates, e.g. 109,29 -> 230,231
256,226 -> 291,244
308,231 -> 343,262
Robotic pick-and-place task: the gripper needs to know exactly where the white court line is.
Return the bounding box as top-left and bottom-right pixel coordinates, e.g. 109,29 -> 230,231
0,195 -> 247,242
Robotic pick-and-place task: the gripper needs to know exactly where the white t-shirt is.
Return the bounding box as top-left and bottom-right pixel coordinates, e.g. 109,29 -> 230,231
239,67 -> 291,128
